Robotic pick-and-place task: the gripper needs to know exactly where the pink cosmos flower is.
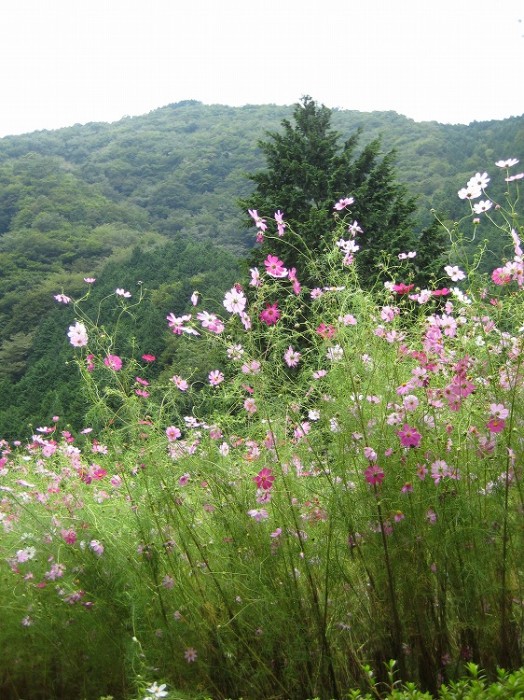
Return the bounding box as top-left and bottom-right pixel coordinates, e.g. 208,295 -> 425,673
334,196 -> 355,210
397,424 -> 422,448
89,540 -> 104,556
223,287 -> 247,314
141,353 -> 156,362
197,311 -> 224,334
183,646 -> 198,663
208,370 -> 225,386
171,375 -> 189,391
444,265 -> 466,282
254,467 -> 275,490
392,282 -> 415,295
364,464 -> 385,486
84,277 -> 96,284
54,293 -> 71,304
489,403 -> 509,420
244,397 -> 257,414
166,426 -> 182,441
487,418 -> 505,434
115,288 -> 132,298
242,360 -> 261,374
61,529 -> 77,545
260,303 -> 280,326
68,322 -> 88,347
104,354 -> 123,371
249,267 -> 262,287
274,210 -> 286,236
288,267 -> 301,294
284,346 -> 301,367
316,323 -> 336,339
248,209 -> 267,231
247,508 -> 269,522
264,254 -> 288,278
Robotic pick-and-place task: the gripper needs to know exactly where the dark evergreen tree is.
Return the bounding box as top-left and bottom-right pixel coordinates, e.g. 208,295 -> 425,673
242,96 -> 447,289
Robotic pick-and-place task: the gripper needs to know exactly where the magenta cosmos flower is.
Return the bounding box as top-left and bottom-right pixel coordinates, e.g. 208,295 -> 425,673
104,354 -> 123,371
253,467 -> 275,490
397,424 -> 422,448
364,464 -> 385,486
259,302 -> 281,326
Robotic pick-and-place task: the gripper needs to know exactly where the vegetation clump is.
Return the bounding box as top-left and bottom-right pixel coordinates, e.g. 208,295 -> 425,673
1,154 -> 523,699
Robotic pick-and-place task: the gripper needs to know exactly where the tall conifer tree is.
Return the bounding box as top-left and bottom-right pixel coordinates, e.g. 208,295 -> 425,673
242,96 -> 446,289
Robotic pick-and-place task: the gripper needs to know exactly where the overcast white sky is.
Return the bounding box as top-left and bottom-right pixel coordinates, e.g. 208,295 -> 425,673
0,0 -> 523,137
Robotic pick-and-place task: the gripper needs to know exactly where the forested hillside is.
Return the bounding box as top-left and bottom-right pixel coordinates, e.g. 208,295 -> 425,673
0,100 -> 523,437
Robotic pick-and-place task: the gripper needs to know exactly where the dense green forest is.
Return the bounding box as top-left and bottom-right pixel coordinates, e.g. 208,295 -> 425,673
0,100 -> 523,437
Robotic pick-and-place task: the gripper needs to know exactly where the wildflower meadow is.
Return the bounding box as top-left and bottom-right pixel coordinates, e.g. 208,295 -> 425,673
1,160 -> 524,700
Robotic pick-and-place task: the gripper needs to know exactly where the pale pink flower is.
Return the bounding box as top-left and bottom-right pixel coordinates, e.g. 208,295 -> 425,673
444,265 -> 466,282
223,287 -> 247,314
191,291 -> 199,306
54,293 -> 71,304
242,360 -> 261,374
115,288 -> 132,298
288,267 -> 301,294
244,397 -> 257,414
274,210 -> 286,236
166,313 -> 199,336
347,220 -> 363,236
249,267 -> 262,287
208,370 -> 224,386
171,375 -> 189,391
197,311 -> 224,334
184,647 -> 198,663
89,540 -> 104,556
166,426 -> 182,441
219,442 -> 230,456
248,209 -> 267,231
489,403 -> 509,420
334,196 -> 354,210
403,395 -> 419,412
247,508 -> 269,521
68,322 -> 88,347
284,346 -> 301,368
363,446 -> 377,461
240,311 -> 252,330
84,277 -> 96,284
